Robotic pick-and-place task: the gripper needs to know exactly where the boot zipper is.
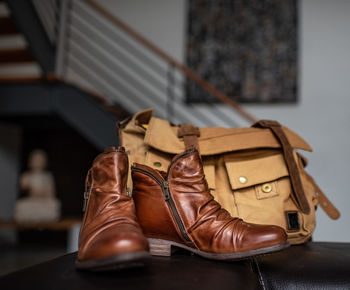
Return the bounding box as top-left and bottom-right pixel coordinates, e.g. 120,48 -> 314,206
82,183 -> 92,212
132,166 -> 191,242
83,150 -> 127,212
82,169 -> 92,212
82,188 -> 89,212
162,180 -> 191,242
132,167 -> 163,185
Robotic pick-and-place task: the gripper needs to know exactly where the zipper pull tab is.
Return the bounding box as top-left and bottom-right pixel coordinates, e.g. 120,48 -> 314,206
82,187 -> 90,212
162,181 -> 170,201
83,169 -> 92,212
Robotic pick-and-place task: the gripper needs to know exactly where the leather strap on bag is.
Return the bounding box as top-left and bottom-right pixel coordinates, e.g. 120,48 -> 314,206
178,124 -> 200,152
304,172 -> 340,219
296,152 -> 340,219
253,120 -> 311,214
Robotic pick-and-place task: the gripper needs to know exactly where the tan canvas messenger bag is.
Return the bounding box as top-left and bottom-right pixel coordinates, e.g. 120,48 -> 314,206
118,109 -> 340,244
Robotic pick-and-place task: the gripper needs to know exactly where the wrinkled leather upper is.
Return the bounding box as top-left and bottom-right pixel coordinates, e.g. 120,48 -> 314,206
78,147 -> 148,261
133,149 -> 287,254
132,163 -> 186,244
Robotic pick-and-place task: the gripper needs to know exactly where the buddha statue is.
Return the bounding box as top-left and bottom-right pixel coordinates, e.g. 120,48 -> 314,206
14,149 -> 61,223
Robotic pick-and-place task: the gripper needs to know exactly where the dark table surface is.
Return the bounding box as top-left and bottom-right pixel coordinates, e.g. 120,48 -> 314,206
1,242 -> 350,290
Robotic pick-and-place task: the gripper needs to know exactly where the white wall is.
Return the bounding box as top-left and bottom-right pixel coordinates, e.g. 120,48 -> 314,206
97,0 -> 187,63
98,0 -> 350,242
247,0 -> 350,242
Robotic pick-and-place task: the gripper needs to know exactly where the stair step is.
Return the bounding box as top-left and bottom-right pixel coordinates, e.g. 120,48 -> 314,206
0,16 -> 19,36
0,75 -> 43,83
0,35 -> 27,49
0,2 -> 10,17
0,62 -> 41,77
0,48 -> 34,64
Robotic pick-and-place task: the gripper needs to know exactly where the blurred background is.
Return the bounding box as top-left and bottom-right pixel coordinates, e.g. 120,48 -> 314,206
0,0 -> 349,276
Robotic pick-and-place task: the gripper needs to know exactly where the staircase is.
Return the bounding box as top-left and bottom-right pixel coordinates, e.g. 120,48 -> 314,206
0,0 -> 257,151
0,2 -> 41,80
0,0 -> 128,150
58,0 -> 256,127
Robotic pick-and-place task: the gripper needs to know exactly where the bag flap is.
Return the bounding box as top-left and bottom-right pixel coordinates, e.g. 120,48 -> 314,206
144,116 -> 312,155
224,153 -> 289,190
122,108 -> 153,134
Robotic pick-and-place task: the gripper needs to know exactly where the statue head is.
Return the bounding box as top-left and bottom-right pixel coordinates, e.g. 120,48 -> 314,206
28,149 -> 48,171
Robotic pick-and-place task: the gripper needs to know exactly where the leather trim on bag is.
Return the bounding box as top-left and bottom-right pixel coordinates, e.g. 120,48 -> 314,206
304,172 -> 340,220
177,123 -> 200,152
253,120 -> 311,215
144,117 -> 312,156
285,211 -> 301,232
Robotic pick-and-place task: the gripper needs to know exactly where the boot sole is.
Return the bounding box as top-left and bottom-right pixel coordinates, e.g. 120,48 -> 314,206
148,238 -> 290,261
75,251 -> 150,271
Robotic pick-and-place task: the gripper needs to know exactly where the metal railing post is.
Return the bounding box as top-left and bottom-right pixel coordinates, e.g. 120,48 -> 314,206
167,64 -> 175,122
82,0 -> 257,124
54,0 -> 61,45
55,0 -> 70,78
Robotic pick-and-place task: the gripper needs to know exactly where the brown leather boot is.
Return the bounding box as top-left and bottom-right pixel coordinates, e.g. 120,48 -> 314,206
76,147 -> 149,271
131,149 -> 289,260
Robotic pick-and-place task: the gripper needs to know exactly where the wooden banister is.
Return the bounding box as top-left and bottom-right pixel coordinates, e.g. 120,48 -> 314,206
83,0 -> 257,123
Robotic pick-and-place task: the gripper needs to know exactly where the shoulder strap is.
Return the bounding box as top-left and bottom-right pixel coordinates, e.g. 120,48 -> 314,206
178,123 -> 200,152
304,172 -> 340,220
253,120 -> 311,214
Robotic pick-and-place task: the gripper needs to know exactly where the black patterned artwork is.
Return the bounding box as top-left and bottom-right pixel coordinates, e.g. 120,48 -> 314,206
186,0 -> 298,103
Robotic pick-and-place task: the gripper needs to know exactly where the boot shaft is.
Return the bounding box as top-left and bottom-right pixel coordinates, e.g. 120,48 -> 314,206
77,147 -> 150,267
131,149 -> 212,245
89,146 -> 129,195
131,163 -> 185,244
80,147 -> 133,246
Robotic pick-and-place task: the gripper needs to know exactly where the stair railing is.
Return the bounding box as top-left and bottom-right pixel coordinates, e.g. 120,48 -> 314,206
32,0 -> 59,46
32,0 -> 257,126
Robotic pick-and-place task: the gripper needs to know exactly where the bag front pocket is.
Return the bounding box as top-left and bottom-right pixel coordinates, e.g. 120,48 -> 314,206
224,152 -> 297,229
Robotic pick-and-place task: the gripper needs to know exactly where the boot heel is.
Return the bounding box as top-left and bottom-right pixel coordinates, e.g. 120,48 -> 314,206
148,238 -> 172,256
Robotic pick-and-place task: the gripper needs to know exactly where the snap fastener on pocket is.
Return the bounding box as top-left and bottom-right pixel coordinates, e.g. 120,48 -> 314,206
262,183 -> 272,193
239,176 -> 247,184
255,181 -> 279,200
153,162 -> 162,168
